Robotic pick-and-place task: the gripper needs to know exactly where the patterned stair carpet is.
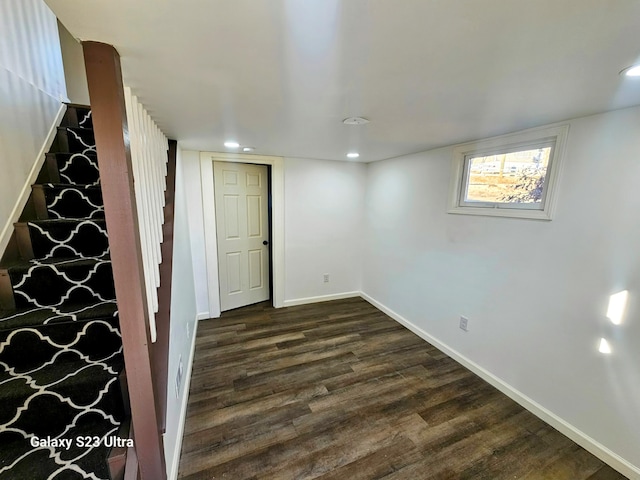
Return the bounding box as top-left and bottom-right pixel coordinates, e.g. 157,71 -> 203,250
0,107 -> 127,480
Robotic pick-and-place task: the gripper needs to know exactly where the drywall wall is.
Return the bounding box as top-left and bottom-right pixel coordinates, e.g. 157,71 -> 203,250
164,145 -> 199,479
57,20 -> 90,105
362,106 -> 640,472
191,154 -> 366,314
284,157 -> 366,302
180,150 -> 210,318
0,0 -> 67,254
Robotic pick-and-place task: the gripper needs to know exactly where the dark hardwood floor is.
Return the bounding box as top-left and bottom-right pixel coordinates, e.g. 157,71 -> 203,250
177,298 -> 627,480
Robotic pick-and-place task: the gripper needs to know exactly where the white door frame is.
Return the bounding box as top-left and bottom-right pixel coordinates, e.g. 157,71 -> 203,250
200,152 -> 284,318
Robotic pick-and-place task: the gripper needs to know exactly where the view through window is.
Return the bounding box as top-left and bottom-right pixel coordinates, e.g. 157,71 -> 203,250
464,146 -> 552,206
448,124 -> 568,220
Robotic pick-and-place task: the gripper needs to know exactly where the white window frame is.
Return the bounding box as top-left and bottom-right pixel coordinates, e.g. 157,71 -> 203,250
448,124 -> 569,220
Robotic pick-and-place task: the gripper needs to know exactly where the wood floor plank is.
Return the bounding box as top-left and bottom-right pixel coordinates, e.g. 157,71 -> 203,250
184,383 -> 328,435
312,436 -> 423,480
177,298 -> 629,480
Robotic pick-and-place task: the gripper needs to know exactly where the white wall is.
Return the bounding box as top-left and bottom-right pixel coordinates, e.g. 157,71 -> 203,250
362,106 -> 640,474
284,157 -> 366,302
0,0 -> 67,254
189,155 -> 366,315
164,145 -> 199,480
57,21 -> 90,105
180,150 -> 210,318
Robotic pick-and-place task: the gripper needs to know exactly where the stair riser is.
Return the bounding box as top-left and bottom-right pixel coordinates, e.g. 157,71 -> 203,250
0,272 -> 15,311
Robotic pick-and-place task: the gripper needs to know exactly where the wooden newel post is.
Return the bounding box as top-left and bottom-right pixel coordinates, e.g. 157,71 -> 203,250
82,41 -> 167,480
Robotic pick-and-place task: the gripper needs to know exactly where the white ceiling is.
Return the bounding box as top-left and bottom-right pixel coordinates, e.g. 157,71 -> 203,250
47,0 -> 640,162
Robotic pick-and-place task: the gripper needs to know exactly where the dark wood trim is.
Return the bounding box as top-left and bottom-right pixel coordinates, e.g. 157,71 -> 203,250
0,269 -> 15,311
108,420 -> 131,480
152,139 -> 177,433
82,41 -> 166,480
124,429 -> 141,480
31,186 -> 49,220
43,154 -> 61,183
14,223 -> 34,260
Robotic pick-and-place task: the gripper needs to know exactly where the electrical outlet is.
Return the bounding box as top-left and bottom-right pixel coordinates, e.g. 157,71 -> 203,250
323,274 -> 330,283
459,316 -> 469,331
186,322 -> 190,339
175,355 -> 183,399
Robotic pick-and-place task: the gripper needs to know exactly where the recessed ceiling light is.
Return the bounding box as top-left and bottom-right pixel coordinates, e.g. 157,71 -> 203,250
224,141 -> 240,148
620,65 -> 640,77
347,152 -> 360,158
343,117 -> 370,125
243,147 -> 255,152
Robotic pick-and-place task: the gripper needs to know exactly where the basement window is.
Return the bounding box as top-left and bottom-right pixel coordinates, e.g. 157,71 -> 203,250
448,125 -> 568,220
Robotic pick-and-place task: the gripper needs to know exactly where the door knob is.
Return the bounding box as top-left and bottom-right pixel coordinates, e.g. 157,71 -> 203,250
263,240 -> 269,245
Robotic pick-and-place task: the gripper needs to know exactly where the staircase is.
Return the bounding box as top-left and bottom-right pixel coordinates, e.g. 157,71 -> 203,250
0,105 -> 129,480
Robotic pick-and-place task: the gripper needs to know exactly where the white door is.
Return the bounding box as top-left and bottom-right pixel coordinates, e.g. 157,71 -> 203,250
214,162 -> 270,311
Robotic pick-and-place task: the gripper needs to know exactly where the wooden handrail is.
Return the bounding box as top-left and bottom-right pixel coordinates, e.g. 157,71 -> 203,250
83,41 -> 166,480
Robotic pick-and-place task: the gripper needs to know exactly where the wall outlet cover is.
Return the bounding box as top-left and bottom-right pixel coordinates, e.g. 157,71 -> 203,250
459,316 -> 469,331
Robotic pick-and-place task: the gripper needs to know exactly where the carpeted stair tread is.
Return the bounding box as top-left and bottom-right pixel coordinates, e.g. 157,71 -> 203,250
0,106 -> 128,479
0,315 -> 121,363
73,107 -> 93,129
56,126 -> 96,155
0,346 -> 125,434
0,300 -> 117,331
0,415 -> 119,480
6,257 -> 115,309
48,151 -> 100,186
22,218 -> 109,260
0,353 -> 123,410
38,184 -> 104,220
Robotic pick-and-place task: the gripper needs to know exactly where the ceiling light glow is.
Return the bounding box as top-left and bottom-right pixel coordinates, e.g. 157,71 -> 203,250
347,152 -> 360,158
606,290 -> 628,325
224,141 -> 240,148
243,147 -> 255,152
621,65 -> 640,77
598,338 -> 612,354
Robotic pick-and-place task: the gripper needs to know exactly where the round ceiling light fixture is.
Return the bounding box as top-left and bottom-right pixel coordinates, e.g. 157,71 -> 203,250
224,141 -> 240,148
620,65 -> 640,77
343,117 -> 370,125
347,152 -> 360,159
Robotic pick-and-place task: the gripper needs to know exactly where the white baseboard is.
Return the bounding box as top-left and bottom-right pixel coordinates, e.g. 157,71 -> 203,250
167,317 -> 199,480
196,312 -> 210,321
283,291 -> 360,308
359,292 -> 640,480
0,103 -> 67,255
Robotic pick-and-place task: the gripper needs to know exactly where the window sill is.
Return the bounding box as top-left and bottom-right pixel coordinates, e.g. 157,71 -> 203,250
447,205 -> 553,220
